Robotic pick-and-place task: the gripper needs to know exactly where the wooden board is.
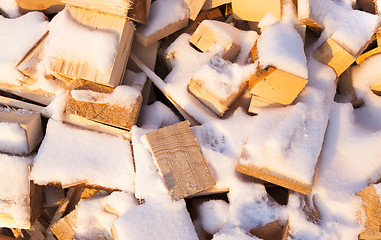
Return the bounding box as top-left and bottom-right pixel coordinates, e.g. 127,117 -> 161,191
357,185 -> 381,239
314,38 -> 356,77
358,0 -> 378,14
135,18 -> 189,47
250,219 -> 289,240
145,121 -> 216,200
127,0 -> 151,24
232,0 -> 282,22
186,7 -> 225,34
201,0 -> 231,10
65,79 -> 142,131
248,94 -> 283,113
15,0 -> 63,13
184,0 -> 208,20
0,111 -> 43,155
50,210 -> 77,240
50,5 -> 134,88
356,45 -> 381,64
236,163 -> 312,195
62,0 -> 131,17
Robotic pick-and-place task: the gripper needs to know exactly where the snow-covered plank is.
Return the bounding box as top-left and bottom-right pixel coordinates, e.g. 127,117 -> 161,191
145,121 -> 216,200
232,0 -> 282,22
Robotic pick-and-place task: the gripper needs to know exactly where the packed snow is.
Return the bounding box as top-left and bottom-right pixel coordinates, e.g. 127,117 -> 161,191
0,122 -> 27,155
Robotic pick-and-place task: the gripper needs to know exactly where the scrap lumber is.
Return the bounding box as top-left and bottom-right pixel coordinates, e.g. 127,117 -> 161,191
250,219 -> 289,240
356,184 -> 381,239
201,0 -> 231,11
127,0 -> 151,24
184,0 -> 208,20
186,8 -> 225,34
358,0 -> 379,14
145,121 -> 216,200
356,45 -> 381,64
0,110 -> 43,155
15,0 -> 63,13
49,5 -> 134,88
50,210 -> 77,240
232,0 -> 282,22
65,79 -> 143,131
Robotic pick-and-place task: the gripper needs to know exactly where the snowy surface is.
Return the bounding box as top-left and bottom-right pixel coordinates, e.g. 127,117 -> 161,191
0,122 -> 27,155
212,227 -> 260,240
257,21 -> 308,79
0,153 -> 32,228
198,200 -> 229,235
374,183 -> 381,199
31,120 -> 135,191
0,0 -> 20,18
258,12 -> 279,29
192,56 -> 256,99
139,0 -> 189,37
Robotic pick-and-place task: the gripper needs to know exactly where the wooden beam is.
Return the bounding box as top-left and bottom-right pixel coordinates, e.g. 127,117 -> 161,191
357,184 -> 381,239
145,121 -> 216,200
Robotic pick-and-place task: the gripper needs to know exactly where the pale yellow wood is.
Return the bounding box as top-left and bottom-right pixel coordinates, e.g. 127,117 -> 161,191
136,18 -> 189,47
15,0 -> 63,11
202,0 -> 231,10
186,186 -> 229,198
248,95 -> 284,114
186,7 -> 224,34
61,180 -> 88,189
145,121 -> 216,200
314,38 -> 356,77
184,0 -> 208,20
62,0 -> 131,16
50,210 -> 77,240
357,185 -> 381,239
111,224 -> 119,240
232,0 -> 282,22
357,46 -> 381,64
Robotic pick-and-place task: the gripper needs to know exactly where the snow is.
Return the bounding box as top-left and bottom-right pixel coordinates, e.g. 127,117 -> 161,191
0,153 -> 33,228
258,12 -> 279,29
212,227 -> 261,240
137,101 -> 180,129
191,56 -> 256,99
198,200 -> 229,234
0,122 -> 27,155
0,0 -> 20,18
257,21 -> 308,79
45,8 -> 119,76
139,0 -> 189,37
31,119 -> 135,191
374,183 -> 381,199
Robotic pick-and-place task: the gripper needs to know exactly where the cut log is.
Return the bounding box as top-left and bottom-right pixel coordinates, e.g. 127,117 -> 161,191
145,121 -> 216,200
65,79 -> 143,131
49,5 -> 134,88
184,0 -> 208,20
0,110 -> 43,155
356,184 -> 381,239
250,219 -> 289,240
232,0 -> 282,22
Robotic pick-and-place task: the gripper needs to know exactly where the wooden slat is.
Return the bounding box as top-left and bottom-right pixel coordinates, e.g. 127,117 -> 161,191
357,185 -> 381,239
145,121 -> 216,200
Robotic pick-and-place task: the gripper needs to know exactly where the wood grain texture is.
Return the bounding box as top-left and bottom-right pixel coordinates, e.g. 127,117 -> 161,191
357,185 -> 381,239
201,0 -> 231,10
145,121 -> 216,200
50,210 -> 77,240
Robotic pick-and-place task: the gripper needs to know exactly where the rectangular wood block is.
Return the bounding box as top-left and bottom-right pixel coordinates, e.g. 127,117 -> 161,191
232,0 -> 281,22
65,79 -> 142,131
314,38 -> 356,77
50,5 -> 134,87
145,121 -> 216,200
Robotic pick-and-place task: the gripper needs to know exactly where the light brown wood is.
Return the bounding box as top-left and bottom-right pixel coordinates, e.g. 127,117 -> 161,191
357,185 -> 381,239
186,186 -> 229,198
314,38 -> 356,77
0,111 -> 43,155
0,234 -> 16,240
236,163 -> 312,195
127,0 -> 151,23
50,210 -> 77,240
358,0 -> 378,14
232,0 -> 282,22
62,0 -> 131,17
201,0 -> 231,10
111,224 -> 119,240
377,26 -> 381,47
184,0 -> 208,20
250,219 -> 289,240
136,18 -> 189,47
186,7 -> 224,34
356,46 -> 381,64
15,0 -> 63,11
50,5 -> 134,88
145,121 -> 216,200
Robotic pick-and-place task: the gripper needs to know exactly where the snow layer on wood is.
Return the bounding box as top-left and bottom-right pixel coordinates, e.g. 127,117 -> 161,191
45,8 -> 119,75
258,12 -> 279,29
192,56 -> 256,99
0,153 -> 32,228
122,70 -> 147,92
331,10 -> 379,55
257,22 -> 308,79
31,120 -> 135,191
70,85 -> 141,108
74,191 -> 137,239
0,122 -> 27,155
198,200 -> 229,234
212,227 -> 260,240
139,0 -> 189,37
0,12 -> 47,85
0,0 -> 20,18
137,101 -> 180,132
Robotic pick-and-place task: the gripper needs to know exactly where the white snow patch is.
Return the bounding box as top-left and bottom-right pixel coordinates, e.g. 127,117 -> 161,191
0,122 -> 27,155
374,183 -> 381,199
212,227 -> 261,240
258,12 -> 279,29
0,0 -> 20,18
138,101 -> 180,130
198,200 -> 229,235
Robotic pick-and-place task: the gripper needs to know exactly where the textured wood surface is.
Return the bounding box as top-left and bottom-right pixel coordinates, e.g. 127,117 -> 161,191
184,0 -> 208,20
50,210 -> 77,240
62,0 -> 131,16
186,7 -> 224,34
357,185 -> 381,239
250,219 -> 289,240
145,121 -> 216,200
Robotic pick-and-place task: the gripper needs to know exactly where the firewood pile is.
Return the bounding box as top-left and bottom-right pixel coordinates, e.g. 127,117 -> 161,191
0,0 -> 381,239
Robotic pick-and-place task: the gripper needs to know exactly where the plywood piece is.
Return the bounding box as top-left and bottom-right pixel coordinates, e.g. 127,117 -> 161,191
145,121 -> 216,200
232,0 -> 281,22
202,0 -> 231,10
0,111 -> 43,155
65,79 -> 142,131
50,5 -> 134,87
356,46 -> 381,64
357,185 -> 381,239
314,38 -> 356,77
236,163 -> 312,195
50,210 -> 77,240
250,219 -> 289,240
184,0 -> 208,20
136,18 -> 189,47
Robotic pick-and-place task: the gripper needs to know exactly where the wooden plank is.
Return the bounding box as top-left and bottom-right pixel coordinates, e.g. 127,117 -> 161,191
50,210 -> 77,240
250,219 -> 289,240
232,0 -> 281,22
62,0 -> 131,17
184,0 -> 208,20
356,185 -> 381,239
50,5 -> 135,88
356,45 -> 381,64
65,79 -> 143,131
236,163 -> 312,195
145,121 -> 216,200
127,0 -> 151,24
15,0 -> 63,13
314,38 -> 356,77
186,7 -> 225,34
201,0 -> 231,10
135,18 -> 189,47
358,0 -> 378,14
248,95 -> 283,113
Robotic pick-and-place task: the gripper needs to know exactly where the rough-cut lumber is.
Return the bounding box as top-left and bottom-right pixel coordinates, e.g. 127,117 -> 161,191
65,79 -> 142,131
314,38 -> 356,77
358,0 -> 378,14
135,18 -> 189,47
250,219 -> 289,240
184,0 -> 208,20
248,94 -> 283,113
49,5 -> 134,87
232,0 -> 282,22
201,0 -> 231,10
356,45 -> 381,64
50,210 -> 77,240
356,184 -> 381,239
0,110 -> 43,155
189,23 -> 241,61
145,121 -> 216,200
